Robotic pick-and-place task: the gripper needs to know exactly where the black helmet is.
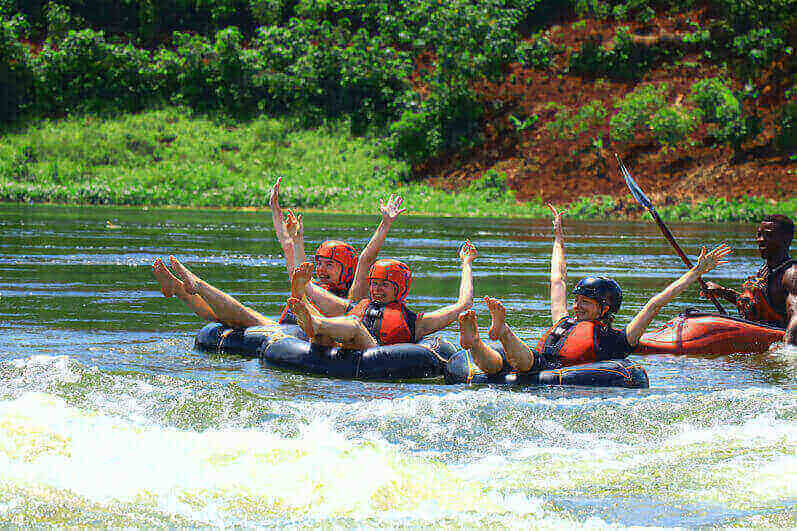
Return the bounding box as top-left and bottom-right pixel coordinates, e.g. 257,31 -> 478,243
573,277 -> 622,315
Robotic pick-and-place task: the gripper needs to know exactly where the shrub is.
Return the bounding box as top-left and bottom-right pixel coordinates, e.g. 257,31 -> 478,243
0,18 -> 34,122
32,28 -> 154,114
714,0 -> 795,34
390,82 -> 483,165
775,99 -> 796,154
249,0 -> 284,26
546,99 -> 607,140
732,28 -> 787,75
610,83 -> 667,143
465,169 -> 514,202
569,26 -> 658,80
648,105 -> 696,147
212,26 -> 259,114
517,32 -> 556,69
689,77 -> 757,151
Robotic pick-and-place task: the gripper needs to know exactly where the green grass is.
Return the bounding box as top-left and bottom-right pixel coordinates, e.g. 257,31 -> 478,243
0,108 -> 793,221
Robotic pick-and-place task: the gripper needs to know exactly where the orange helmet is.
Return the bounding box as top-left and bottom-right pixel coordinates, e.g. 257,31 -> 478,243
368,259 -> 412,303
315,240 -> 358,293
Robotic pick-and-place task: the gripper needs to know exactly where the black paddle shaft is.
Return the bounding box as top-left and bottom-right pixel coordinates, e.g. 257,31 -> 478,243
648,208 -> 728,315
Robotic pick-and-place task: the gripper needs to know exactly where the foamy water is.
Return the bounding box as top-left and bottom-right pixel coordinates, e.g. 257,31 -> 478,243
1,354 -> 794,527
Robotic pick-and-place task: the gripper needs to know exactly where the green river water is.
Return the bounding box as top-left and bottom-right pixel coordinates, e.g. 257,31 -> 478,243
0,204 -> 794,527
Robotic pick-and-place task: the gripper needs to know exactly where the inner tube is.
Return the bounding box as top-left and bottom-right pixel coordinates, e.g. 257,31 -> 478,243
195,322 -> 459,380
196,322 -> 649,387
443,346 -> 649,388
636,309 -> 785,356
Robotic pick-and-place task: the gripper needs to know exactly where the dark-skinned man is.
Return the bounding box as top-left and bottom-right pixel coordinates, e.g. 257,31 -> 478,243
702,215 -> 796,346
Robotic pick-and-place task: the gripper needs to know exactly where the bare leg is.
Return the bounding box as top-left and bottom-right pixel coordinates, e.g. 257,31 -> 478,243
289,297 -> 377,350
485,296 -> 534,372
288,297 -> 315,338
458,310 -> 504,374
152,258 -> 217,322
170,256 -> 274,329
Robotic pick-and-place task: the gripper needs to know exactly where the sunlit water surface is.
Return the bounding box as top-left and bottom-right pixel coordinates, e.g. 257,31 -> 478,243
0,205 -> 794,527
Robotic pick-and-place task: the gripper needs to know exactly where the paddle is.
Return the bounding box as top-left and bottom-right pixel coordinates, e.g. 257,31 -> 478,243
616,154 -> 728,315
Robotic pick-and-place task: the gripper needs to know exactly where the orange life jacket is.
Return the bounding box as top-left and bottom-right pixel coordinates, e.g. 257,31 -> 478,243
735,260 -> 793,327
533,317 -> 630,369
348,300 -> 419,345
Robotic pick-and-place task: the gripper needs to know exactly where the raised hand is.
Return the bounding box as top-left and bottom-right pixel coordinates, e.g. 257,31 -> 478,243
379,194 -> 406,224
269,176 -> 282,211
285,209 -> 303,240
547,202 -> 566,235
694,243 -> 732,275
459,239 -> 478,264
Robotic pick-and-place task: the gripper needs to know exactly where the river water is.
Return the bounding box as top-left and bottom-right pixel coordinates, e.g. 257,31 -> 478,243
0,204 -> 794,527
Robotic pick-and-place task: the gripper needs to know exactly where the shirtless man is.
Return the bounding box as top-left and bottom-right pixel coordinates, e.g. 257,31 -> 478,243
702,214 -> 796,345
152,177 -> 406,329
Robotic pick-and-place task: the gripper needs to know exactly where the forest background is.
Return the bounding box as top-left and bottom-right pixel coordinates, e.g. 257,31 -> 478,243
1,0 -> 794,220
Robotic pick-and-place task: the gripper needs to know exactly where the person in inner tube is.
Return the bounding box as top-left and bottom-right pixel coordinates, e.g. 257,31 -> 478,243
458,204 -> 733,375
284,241 -> 478,349
700,215 -> 796,344
152,177 -> 406,329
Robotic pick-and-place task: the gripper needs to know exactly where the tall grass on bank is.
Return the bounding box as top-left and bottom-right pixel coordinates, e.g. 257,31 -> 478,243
1,108 -> 793,221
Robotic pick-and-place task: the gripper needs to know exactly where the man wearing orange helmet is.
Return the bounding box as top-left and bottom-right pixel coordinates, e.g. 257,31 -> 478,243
152,178 -> 406,329
285,241 -> 478,349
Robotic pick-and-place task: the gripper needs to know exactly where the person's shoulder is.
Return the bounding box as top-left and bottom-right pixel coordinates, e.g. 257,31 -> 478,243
784,262 -> 797,290
606,323 -> 636,349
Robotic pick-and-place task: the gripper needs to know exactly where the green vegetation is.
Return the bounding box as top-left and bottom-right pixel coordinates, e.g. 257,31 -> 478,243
0,0 -> 793,220
1,108 -> 792,222
547,100 -> 607,140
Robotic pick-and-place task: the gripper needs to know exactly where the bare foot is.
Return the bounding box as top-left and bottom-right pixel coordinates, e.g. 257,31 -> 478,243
458,310 -> 480,350
152,257 -> 182,297
485,296 -> 507,341
291,261 -> 314,299
288,297 -> 315,339
169,255 -> 200,295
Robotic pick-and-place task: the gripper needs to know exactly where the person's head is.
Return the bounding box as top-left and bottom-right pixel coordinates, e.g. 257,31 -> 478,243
368,259 -> 412,304
572,277 -> 622,324
757,215 -> 794,260
314,240 -> 358,293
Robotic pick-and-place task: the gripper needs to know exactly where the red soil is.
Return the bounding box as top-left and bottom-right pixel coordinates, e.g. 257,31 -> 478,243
416,11 -> 796,207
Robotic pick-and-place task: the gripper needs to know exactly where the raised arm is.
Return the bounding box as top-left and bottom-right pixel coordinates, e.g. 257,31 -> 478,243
626,244 -> 732,346
548,203 -> 568,324
285,210 -> 307,266
785,266 -> 797,346
415,241 -> 477,339
269,177 -> 295,274
348,195 -> 407,300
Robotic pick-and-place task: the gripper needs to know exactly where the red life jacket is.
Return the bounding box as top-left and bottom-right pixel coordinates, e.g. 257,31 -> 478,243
735,260 -> 793,328
348,300 -> 420,345
533,317 -> 630,369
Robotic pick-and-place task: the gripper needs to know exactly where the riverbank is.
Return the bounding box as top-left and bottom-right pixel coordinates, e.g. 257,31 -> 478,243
1,108 -> 794,221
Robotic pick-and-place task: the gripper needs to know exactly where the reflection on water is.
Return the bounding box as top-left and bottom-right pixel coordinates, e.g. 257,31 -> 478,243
0,204 -> 794,526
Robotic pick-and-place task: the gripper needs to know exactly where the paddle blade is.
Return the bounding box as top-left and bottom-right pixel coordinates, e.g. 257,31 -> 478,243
615,154 -> 652,210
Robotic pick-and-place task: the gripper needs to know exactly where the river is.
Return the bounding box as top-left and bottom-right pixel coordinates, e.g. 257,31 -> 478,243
1,204 -> 794,526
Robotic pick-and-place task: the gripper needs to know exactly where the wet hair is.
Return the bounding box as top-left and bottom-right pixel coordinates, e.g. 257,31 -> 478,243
762,215 -> 794,248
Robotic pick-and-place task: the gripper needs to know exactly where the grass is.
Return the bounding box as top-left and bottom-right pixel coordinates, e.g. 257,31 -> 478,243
1,107 -> 793,221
